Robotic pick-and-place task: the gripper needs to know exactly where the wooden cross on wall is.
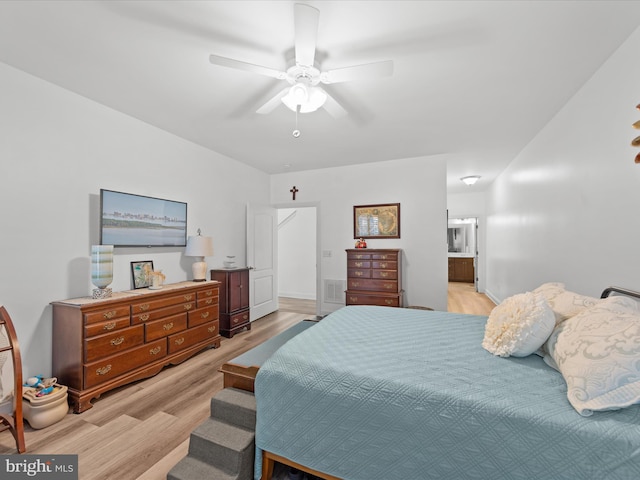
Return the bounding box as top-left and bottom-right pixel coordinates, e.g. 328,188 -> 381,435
290,186 -> 299,200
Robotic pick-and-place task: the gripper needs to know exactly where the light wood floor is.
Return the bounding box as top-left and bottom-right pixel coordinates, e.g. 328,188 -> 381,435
0,289 -> 493,479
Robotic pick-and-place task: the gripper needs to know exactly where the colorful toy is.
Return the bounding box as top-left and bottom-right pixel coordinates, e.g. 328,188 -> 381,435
24,375 -> 57,396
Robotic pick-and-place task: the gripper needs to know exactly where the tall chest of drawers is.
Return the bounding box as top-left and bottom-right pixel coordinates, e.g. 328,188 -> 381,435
345,249 -> 403,307
210,268 -> 250,338
52,281 -> 220,413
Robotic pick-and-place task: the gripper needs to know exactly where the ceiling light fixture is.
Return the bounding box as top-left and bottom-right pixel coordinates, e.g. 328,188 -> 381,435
461,175 -> 481,186
281,82 -> 327,113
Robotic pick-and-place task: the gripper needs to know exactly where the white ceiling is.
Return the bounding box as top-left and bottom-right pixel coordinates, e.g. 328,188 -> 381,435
1,1 -> 639,194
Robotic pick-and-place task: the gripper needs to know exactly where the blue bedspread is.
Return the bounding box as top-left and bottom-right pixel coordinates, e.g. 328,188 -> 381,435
254,306 -> 640,479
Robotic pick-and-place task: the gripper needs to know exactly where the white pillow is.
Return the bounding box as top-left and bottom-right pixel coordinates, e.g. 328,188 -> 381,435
545,296 -> 640,416
483,292 -> 556,357
533,282 -> 599,324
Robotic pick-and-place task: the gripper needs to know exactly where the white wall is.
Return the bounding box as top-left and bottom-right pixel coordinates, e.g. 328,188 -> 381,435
484,26 -> 640,303
0,62 -> 270,378
278,207 -> 317,299
271,156 -> 448,314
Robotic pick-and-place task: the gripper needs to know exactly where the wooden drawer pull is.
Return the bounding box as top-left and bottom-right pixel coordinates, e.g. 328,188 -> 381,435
163,322 -> 174,331
103,322 -> 117,331
208,325 -> 216,333
96,365 -> 112,376
174,337 -> 185,346
149,346 -> 162,355
139,314 -> 150,322
110,336 -> 125,346
103,310 -> 118,320
200,312 -> 210,319
183,294 -> 193,301
184,304 -> 193,311
138,304 -> 150,312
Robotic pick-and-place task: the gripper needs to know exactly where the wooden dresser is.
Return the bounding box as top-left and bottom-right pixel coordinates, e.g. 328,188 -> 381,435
345,249 -> 403,307
210,268 -> 250,338
52,281 -> 220,413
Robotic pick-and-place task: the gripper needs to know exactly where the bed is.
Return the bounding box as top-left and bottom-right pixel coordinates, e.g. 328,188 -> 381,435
254,288 -> 640,480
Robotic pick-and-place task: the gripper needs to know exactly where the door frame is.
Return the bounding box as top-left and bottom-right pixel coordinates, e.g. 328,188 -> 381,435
273,201 -> 321,318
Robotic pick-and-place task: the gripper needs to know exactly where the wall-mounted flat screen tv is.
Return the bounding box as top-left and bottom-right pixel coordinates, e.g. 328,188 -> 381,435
100,189 -> 187,247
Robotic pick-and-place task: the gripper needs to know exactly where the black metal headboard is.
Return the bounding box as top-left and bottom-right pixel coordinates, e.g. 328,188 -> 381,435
600,286 -> 640,299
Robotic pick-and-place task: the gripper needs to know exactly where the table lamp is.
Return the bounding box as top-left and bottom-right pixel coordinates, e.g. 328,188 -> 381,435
185,229 -> 213,282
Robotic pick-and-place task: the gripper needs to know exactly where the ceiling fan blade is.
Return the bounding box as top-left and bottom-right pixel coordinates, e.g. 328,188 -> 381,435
322,91 -> 348,118
256,87 -> 290,114
209,54 -> 286,80
320,60 -> 394,84
294,3 -> 319,67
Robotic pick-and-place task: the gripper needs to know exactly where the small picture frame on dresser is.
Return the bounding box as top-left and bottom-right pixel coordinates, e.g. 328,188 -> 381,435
353,203 -> 400,239
131,260 -> 154,289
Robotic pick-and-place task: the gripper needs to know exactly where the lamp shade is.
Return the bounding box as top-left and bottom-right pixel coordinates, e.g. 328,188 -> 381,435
185,235 -> 213,257
281,84 -> 327,113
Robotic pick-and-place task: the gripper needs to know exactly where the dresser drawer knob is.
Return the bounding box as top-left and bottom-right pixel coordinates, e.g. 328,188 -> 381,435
351,281 -> 359,287
200,312 -> 210,319
354,271 -> 364,277
184,304 -> 193,311
204,298 -> 213,305
384,284 -> 394,289
349,296 -> 358,302
110,336 -> 125,346
139,313 -> 150,322
355,261 -> 363,267
163,322 -> 174,331
184,294 -> 193,301
243,314 -> 248,320
103,310 -> 117,320
103,322 -> 116,331
96,365 -> 112,376
138,304 -> 150,312
208,325 -> 216,333
205,290 -> 213,297
385,299 -> 393,305
149,346 -> 162,355
233,318 -> 238,324
380,263 -> 387,269
174,337 -> 185,346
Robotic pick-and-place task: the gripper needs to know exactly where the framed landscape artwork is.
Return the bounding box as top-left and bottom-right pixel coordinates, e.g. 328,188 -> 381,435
353,203 -> 400,239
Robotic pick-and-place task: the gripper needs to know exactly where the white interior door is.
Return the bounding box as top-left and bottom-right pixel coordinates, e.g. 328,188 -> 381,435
247,203 -> 278,321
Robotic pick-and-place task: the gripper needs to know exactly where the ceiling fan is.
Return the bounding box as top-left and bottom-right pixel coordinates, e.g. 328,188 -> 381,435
208,3 -> 393,118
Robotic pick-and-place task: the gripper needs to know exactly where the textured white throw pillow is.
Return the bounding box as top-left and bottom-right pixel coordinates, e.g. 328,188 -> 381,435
533,282 -> 599,324
545,296 -> 640,416
483,292 -> 556,357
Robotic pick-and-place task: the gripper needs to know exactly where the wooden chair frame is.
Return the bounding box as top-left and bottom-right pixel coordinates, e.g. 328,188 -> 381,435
0,306 -> 25,453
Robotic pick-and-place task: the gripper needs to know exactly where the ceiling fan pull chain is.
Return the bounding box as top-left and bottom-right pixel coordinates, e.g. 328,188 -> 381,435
293,106 -> 301,138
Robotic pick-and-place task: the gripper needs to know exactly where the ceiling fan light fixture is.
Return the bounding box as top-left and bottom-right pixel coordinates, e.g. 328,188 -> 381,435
282,84 -> 327,113
461,175 -> 481,186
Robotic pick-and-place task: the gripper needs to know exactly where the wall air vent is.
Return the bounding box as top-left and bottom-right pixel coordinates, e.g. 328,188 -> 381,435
324,280 -> 346,304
